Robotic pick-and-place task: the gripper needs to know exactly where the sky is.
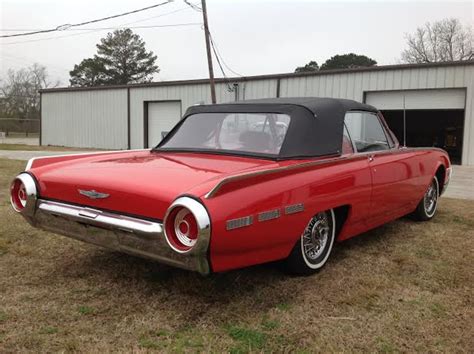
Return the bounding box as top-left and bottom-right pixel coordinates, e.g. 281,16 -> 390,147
0,0 -> 473,86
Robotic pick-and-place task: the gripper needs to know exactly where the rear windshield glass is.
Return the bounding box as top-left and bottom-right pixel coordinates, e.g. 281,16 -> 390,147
158,112 -> 291,155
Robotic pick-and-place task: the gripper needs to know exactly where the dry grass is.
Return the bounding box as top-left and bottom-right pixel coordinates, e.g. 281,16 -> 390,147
0,158 -> 473,352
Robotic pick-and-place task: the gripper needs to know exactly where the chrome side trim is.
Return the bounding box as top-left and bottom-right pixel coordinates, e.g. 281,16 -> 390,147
22,198 -> 210,274
205,156 -> 346,199
285,203 -> 304,215
204,146 -> 450,200
258,209 -> 281,222
226,216 -> 253,230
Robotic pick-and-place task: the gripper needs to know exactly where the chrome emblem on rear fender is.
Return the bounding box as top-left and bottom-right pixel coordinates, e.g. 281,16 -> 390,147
226,216 -> 253,230
78,189 -> 110,199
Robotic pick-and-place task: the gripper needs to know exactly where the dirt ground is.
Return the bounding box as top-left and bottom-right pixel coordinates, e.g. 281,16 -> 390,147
0,158 -> 473,352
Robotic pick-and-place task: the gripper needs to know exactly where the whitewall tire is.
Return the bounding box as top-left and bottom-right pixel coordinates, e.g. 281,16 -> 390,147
284,209 -> 336,275
412,176 -> 439,221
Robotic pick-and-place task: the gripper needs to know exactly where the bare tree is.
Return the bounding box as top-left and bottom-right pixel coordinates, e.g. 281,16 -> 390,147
401,18 -> 473,63
0,63 -> 59,119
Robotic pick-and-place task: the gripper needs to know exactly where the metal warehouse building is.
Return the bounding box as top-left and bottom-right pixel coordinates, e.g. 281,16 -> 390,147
40,60 -> 474,165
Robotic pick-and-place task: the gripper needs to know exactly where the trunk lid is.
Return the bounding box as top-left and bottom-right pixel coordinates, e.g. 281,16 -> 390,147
32,150 -> 276,220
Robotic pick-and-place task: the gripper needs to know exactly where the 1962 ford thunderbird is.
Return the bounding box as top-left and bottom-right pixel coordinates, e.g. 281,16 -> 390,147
11,98 -> 452,275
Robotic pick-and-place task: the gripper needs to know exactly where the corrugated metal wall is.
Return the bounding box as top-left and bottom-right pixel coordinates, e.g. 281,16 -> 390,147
128,79 -> 277,148
41,63 -> 474,165
42,89 -> 128,149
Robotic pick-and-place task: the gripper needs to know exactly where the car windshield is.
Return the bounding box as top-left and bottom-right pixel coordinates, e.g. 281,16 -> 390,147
158,112 -> 291,156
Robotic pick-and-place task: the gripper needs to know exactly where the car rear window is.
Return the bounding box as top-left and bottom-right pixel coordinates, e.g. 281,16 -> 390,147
159,112 -> 291,156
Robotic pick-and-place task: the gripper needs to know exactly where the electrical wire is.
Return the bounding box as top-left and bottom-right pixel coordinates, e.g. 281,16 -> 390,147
2,4 -> 200,46
209,32 -> 244,78
208,31 -> 244,93
2,22 -> 201,46
208,34 -> 235,91
0,5 -> 196,32
62,23 -> 202,31
0,1 -> 173,38
183,0 -> 202,12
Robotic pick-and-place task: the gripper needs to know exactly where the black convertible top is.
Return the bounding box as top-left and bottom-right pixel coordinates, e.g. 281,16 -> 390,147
229,97 -> 376,115
158,97 -> 378,159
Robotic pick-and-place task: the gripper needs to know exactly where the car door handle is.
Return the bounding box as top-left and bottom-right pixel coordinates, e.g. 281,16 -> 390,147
368,155 -> 374,162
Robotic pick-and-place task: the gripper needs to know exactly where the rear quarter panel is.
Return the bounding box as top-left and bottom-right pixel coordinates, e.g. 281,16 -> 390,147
201,157 -> 372,272
200,148 -> 450,273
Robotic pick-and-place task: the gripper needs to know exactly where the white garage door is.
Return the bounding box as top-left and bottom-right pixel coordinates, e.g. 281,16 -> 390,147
148,101 -> 181,147
366,89 -> 466,110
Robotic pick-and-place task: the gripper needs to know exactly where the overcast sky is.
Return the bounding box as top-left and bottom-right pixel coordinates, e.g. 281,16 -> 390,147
0,0 -> 472,86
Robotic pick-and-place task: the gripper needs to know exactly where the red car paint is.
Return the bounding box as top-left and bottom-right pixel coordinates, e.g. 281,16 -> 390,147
28,144 -> 450,272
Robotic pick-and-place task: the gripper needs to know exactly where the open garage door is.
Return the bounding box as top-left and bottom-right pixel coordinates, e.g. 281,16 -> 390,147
366,89 -> 466,164
146,101 -> 181,148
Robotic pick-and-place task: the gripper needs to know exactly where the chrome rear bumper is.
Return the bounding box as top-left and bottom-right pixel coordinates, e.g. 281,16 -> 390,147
23,199 -> 210,275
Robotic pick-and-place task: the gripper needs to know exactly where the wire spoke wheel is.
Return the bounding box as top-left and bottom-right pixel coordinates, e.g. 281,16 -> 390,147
302,212 -> 330,261
296,209 -> 336,271
423,178 -> 439,217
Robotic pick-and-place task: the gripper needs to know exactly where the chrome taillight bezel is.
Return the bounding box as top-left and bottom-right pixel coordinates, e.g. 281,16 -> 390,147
10,173 -> 38,215
163,197 -> 211,254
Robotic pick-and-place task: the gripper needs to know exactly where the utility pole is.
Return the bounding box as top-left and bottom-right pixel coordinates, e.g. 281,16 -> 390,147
201,0 -> 216,104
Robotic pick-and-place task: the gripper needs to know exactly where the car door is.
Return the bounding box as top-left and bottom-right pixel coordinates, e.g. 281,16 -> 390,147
345,111 -> 417,226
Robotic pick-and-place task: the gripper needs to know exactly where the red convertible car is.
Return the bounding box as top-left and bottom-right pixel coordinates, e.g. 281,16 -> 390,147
11,98 -> 452,275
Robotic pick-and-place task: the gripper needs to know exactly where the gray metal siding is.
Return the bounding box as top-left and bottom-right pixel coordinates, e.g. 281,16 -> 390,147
129,84 -> 210,149
278,65 -> 474,165
41,89 -> 128,149
41,63 -> 474,165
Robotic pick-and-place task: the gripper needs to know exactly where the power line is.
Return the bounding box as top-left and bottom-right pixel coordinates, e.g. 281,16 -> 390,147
209,34 -> 244,77
2,22 -> 201,46
1,22 -> 200,32
183,0 -> 202,12
0,1 -> 173,38
64,23 -> 202,31
1,5 -> 200,46
0,5 -> 196,32
208,34 -> 234,92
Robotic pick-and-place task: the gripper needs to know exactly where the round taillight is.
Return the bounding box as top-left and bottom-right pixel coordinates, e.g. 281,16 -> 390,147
11,179 -> 28,212
165,206 -> 199,252
10,173 -> 37,214
163,197 -> 211,254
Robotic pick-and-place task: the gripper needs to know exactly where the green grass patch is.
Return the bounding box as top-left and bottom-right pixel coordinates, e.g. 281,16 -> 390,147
430,303 -> 447,318
138,337 -> 162,349
0,239 -> 9,256
261,318 -> 279,330
77,306 -> 94,315
40,326 -> 58,335
377,337 -> 397,353
275,302 -> 291,311
227,325 -> 267,351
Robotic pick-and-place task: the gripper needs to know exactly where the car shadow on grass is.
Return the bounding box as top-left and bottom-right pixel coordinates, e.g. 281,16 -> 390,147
36,217 -> 416,327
